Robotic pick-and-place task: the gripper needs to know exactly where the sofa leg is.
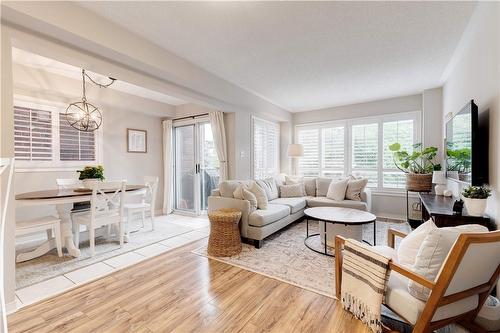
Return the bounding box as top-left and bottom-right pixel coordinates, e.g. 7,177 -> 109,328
254,240 -> 262,249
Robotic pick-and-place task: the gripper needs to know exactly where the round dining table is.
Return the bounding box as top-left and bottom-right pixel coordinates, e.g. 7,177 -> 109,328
16,185 -> 145,261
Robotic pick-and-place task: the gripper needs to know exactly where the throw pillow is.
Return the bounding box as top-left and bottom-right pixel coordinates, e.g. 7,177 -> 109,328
345,177 -> 368,201
285,175 -> 303,185
219,180 -> 241,198
408,224 -> 488,301
279,184 -> 305,198
249,181 -> 268,210
303,178 -> 317,197
233,184 -> 257,210
316,177 -> 332,197
397,219 -> 437,267
256,177 -> 279,200
326,178 -> 349,201
274,173 -> 287,186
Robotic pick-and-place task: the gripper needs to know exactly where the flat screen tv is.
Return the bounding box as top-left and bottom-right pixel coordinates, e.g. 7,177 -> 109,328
445,100 -> 488,186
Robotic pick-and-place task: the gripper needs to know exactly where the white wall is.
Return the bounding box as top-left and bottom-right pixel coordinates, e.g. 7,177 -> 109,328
442,2 -> 500,223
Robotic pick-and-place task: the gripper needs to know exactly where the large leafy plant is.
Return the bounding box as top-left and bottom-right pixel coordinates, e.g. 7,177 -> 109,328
388,143 -> 439,174
77,165 -> 105,181
462,185 -> 491,199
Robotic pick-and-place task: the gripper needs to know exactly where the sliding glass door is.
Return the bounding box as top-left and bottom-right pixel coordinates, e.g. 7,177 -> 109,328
174,119 -> 219,215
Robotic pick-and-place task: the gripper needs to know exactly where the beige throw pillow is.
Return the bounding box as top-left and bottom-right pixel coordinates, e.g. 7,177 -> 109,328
397,219 -> 437,267
279,184 -> 305,198
256,177 -> 279,200
408,224 -> 488,301
345,177 -> 368,201
303,178 -> 317,197
233,184 -> 257,211
316,177 -> 332,197
326,178 -> 349,201
249,181 -> 268,210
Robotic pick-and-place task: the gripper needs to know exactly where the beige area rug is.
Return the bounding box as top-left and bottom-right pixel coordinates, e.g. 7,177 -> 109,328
193,219 -> 411,298
16,219 -> 198,289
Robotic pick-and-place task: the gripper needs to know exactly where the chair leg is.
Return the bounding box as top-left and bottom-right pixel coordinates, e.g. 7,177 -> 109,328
89,227 -> 95,257
53,224 -> 63,257
118,221 -> 124,247
141,210 -> 145,228
150,208 -> 155,231
74,223 -> 80,249
46,229 -> 52,240
126,210 -> 132,239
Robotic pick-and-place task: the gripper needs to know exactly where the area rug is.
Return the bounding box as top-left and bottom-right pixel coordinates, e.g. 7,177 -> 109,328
16,219 -> 200,289
193,219 -> 411,298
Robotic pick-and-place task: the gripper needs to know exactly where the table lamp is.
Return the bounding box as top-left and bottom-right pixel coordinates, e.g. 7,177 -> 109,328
287,144 -> 303,175
432,171 -> 447,195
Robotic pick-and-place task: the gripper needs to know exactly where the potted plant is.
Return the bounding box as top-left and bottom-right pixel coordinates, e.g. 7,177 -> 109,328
461,185 -> 491,216
77,165 -> 105,188
389,143 -> 439,192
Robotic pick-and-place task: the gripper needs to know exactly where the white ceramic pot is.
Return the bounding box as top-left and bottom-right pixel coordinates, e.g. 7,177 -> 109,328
82,178 -> 100,189
462,197 -> 487,216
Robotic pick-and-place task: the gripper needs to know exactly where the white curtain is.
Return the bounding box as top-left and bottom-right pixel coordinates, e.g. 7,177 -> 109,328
162,119 -> 173,214
209,111 -> 228,182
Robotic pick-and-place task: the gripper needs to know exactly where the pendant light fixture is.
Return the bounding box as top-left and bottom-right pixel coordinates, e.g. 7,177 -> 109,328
65,69 -> 116,132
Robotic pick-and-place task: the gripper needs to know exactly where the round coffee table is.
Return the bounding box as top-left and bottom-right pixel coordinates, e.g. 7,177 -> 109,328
304,207 -> 377,257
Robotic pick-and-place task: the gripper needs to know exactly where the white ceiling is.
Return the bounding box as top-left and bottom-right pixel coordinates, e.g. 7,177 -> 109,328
12,48 -> 187,106
78,1 -> 476,112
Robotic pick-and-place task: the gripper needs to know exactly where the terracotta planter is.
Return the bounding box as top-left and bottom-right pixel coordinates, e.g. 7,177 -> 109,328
405,173 -> 433,192
462,197 -> 487,216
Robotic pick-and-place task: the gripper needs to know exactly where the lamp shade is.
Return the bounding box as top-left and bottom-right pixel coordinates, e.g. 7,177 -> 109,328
432,171 -> 446,185
287,144 -> 304,158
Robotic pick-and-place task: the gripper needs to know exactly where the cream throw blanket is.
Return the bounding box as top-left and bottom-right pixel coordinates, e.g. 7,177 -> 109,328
341,239 -> 391,333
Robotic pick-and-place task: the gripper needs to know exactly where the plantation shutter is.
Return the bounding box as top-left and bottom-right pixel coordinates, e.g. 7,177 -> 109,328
297,128 -> 320,177
14,106 -> 52,161
351,123 -> 378,187
322,126 -> 344,178
253,118 -> 279,179
383,119 -> 413,188
59,113 -> 96,161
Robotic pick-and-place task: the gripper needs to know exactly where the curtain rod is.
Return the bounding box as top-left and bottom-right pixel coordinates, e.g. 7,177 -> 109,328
172,113 -> 209,121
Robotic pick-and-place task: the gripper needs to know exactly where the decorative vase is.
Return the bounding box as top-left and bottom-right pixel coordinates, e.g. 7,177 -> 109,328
406,173 -> 433,192
82,178 -> 100,189
462,197 -> 487,216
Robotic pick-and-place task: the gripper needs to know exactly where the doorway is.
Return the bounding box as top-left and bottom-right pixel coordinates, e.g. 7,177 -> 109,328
173,117 -> 219,215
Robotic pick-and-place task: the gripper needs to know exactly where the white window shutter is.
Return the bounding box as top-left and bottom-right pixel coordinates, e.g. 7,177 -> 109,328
59,113 -> 96,161
14,106 -> 52,161
253,118 -> 279,179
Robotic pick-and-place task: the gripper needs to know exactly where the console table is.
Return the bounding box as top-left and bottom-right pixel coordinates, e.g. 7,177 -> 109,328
419,193 -> 495,231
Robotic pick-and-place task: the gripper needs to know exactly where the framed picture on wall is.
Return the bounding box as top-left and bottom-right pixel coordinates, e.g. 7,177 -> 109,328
127,128 -> 147,153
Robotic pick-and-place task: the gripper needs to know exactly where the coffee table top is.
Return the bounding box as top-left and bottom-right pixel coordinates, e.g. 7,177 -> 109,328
304,207 -> 376,225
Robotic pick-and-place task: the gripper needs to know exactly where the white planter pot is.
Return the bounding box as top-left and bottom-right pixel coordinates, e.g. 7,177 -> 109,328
462,197 -> 487,216
82,178 -> 100,189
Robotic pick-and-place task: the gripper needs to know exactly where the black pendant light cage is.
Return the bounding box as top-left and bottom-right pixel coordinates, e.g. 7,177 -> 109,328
65,69 -> 116,132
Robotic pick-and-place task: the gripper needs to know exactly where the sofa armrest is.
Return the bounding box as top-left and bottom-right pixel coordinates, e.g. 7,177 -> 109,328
207,196 -> 252,237
361,187 -> 372,212
387,228 -> 408,249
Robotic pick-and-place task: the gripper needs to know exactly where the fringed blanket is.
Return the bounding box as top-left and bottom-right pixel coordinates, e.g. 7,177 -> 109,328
341,239 -> 391,333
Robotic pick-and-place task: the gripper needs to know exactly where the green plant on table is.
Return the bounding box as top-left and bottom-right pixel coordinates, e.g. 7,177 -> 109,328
388,143 -> 439,174
462,185 -> 491,199
77,165 -> 105,181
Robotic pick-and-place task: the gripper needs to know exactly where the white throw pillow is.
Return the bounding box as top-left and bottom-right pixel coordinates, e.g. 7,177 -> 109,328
316,177 -> 332,197
303,178 -> 317,197
249,181 -> 268,210
256,177 -> 279,200
397,219 -> 437,267
279,184 -> 305,198
326,178 -> 349,201
408,224 -> 489,301
345,177 -> 368,201
233,184 -> 257,210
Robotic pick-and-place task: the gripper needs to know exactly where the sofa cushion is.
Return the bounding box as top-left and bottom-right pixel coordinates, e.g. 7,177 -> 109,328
326,178 -> 349,201
249,182 -> 268,210
409,224 -> 488,301
397,219 -> 437,267
306,197 -> 367,210
248,204 -> 290,227
386,270 -> 478,325
316,177 -> 332,197
279,184 -> 305,198
256,177 -> 279,200
269,197 -> 306,214
303,178 -> 317,197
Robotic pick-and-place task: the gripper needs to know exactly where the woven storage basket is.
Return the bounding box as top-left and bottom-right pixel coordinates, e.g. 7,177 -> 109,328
406,173 -> 433,192
208,208 -> 242,257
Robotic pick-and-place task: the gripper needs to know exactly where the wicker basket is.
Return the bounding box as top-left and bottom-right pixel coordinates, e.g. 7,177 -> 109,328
207,208 -> 242,257
406,173 -> 433,192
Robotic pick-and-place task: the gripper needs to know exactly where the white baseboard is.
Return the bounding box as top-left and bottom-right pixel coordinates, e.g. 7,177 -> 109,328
376,214 -> 406,222
6,300 -> 17,314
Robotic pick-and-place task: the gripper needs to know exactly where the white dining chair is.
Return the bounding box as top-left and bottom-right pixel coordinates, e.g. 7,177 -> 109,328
72,180 -> 126,256
124,176 -> 158,237
15,216 -> 63,262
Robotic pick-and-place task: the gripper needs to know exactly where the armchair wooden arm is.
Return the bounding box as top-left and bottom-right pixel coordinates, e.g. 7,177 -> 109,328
387,228 -> 408,249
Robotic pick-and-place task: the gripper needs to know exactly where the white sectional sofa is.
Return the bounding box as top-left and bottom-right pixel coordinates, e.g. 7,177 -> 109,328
208,175 -> 371,248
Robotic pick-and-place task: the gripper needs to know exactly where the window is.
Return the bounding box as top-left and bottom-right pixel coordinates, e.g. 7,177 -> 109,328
252,117 -> 280,179
296,111 -> 420,191
13,98 -> 101,170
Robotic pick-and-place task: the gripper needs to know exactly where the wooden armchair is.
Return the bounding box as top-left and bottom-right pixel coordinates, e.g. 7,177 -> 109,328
335,228 -> 500,333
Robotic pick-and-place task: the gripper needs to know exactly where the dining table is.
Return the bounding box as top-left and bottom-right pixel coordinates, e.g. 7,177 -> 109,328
16,184 -> 145,261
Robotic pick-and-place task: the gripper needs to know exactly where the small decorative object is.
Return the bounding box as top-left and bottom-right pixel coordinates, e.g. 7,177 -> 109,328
389,143 -> 439,192
443,189 -> 453,197
432,170 -> 447,195
127,128 -> 147,153
461,185 -> 491,216
452,199 -> 464,215
77,165 -> 105,188
65,69 -> 116,132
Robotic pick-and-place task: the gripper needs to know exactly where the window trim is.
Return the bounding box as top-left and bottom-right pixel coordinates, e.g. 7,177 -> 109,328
251,116 -> 280,179
14,95 -> 103,172
295,111 -> 421,192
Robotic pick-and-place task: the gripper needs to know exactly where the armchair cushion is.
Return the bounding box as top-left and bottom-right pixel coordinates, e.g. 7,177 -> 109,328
397,219 -> 437,267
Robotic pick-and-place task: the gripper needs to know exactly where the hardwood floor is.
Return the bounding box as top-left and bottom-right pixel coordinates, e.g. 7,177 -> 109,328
8,238 -> 369,333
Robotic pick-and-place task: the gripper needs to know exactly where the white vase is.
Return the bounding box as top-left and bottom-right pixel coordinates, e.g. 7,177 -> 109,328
462,197 -> 487,216
82,178 -> 99,189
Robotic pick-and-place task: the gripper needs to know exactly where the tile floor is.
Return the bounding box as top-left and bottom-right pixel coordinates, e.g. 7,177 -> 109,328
14,213 -> 210,309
